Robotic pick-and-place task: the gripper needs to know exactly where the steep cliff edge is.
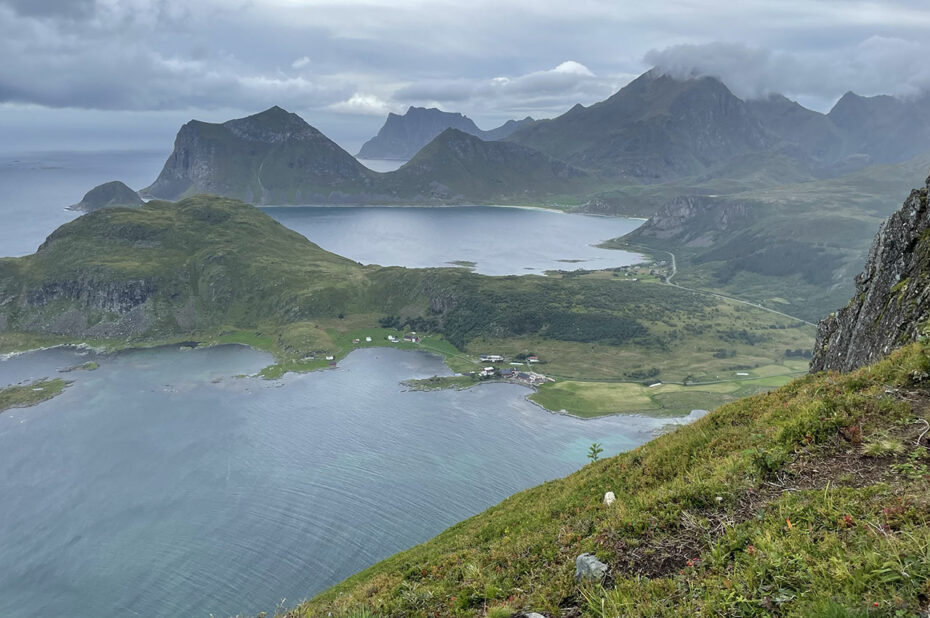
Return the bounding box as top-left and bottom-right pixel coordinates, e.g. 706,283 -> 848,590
811,174 -> 930,372
143,106 -> 377,203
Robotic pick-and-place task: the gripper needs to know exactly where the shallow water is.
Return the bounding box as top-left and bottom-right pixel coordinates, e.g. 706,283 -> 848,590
0,345 -> 690,617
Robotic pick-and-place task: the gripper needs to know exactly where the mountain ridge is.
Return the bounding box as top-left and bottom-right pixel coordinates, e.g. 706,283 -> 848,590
357,106 -> 535,160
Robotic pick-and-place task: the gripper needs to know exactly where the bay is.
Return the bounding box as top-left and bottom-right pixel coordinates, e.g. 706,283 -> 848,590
0,345 -> 689,617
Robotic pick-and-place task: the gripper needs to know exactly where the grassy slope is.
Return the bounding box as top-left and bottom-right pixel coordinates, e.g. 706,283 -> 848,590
294,341 -> 930,618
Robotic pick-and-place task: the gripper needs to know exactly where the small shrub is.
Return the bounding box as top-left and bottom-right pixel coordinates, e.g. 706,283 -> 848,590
863,438 -> 905,457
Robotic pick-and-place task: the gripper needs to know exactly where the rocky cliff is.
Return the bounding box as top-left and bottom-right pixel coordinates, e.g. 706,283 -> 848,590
811,174 -> 930,372
143,106 -> 377,203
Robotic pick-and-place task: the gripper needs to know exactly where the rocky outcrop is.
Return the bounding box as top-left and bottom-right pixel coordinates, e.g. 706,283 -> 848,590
69,181 -> 143,212
811,175 -> 930,372
627,195 -> 754,247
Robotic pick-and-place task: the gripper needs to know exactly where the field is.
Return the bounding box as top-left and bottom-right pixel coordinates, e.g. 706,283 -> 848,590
531,369 -> 803,418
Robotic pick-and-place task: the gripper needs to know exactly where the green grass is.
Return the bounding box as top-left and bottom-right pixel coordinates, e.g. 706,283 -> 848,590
292,340 -> 930,617
530,371 -> 803,418
404,375 -> 479,391
0,378 -> 70,412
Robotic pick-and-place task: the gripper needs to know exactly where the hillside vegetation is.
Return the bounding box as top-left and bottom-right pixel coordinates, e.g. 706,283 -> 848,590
0,195 -> 812,394
293,340 -> 930,617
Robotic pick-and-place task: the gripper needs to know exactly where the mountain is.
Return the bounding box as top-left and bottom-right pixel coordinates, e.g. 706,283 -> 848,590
143,106 -> 378,203
812,173 -> 930,372
356,106 -> 535,160
828,91 -> 930,165
508,69 -> 930,185
744,94 -> 847,166
507,70 -> 772,181
382,128 -> 587,201
68,180 -> 143,212
136,108 -> 578,206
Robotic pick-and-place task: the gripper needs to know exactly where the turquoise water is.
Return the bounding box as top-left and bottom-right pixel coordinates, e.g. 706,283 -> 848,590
0,345 -> 688,617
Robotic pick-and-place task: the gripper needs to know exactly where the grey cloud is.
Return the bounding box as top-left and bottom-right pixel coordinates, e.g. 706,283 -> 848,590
645,39 -> 930,109
394,62 -> 626,118
3,0 -> 930,150
0,0 -> 94,19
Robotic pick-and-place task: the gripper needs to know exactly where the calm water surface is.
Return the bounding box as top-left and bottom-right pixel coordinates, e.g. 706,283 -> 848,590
0,149 -> 672,617
263,206 -> 643,275
0,346 -> 694,617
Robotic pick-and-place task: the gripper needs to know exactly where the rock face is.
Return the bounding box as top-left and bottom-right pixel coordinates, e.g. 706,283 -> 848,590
811,175 -> 930,372
69,181 -> 143,212
627,195 -> 754,248
144,106 -> 376,204
357,106 -> 534,160
574,553 -> 608,582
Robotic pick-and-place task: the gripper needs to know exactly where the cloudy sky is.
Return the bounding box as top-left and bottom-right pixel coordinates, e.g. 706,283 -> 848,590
2,0 -> 930,153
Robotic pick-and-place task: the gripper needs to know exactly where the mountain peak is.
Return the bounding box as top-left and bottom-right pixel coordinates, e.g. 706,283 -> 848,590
357,106 -> 529,159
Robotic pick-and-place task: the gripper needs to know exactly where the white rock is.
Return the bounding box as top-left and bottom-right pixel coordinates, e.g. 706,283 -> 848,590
603,491 -> 616,506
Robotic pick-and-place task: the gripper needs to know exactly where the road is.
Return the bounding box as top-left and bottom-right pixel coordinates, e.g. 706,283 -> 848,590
659,249 -> 818,328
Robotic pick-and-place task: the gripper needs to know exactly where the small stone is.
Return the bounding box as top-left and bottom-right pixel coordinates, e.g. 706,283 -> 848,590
574,553 -> 608,582
603,491 -> 616,506
525,614 -> 546,618
715,496 -> 723,502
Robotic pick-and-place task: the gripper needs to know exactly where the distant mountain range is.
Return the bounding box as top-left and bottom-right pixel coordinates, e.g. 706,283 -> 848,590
356,106 -> 535,160
142,107 -> 583,205
140,69 -> 930,208
506,69 -> 930,182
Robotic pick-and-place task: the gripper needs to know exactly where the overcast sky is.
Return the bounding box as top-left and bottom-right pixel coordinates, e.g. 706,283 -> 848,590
2,0 -> 930,153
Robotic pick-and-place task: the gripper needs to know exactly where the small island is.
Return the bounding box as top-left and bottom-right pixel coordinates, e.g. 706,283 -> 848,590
0,378 -> 70,413
69,180 -> 143,212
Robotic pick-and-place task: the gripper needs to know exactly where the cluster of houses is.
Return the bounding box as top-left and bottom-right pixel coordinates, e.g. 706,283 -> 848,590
477,366 -> 549,386
385,332 -> 421,344
476,353 -> 550,386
